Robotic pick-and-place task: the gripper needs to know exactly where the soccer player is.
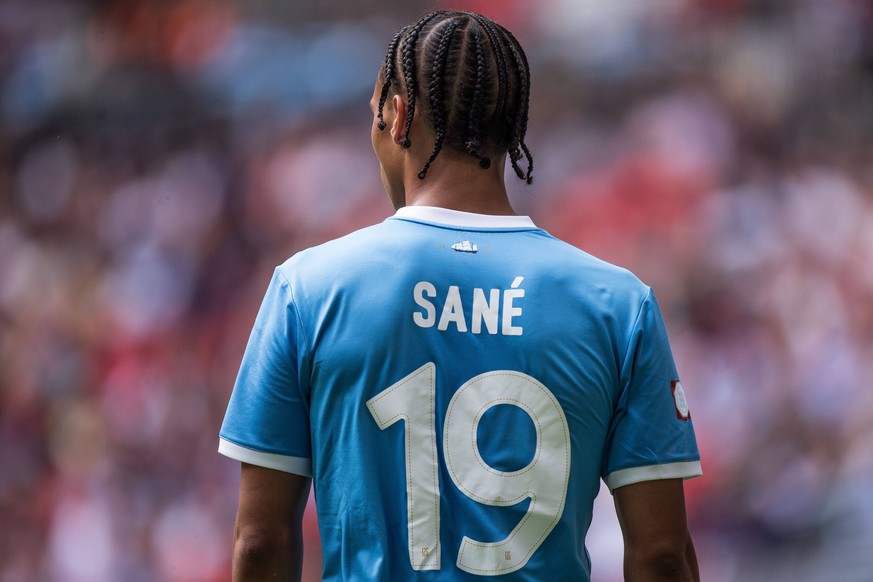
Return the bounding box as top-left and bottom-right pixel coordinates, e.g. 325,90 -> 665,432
219,11 -> 702,581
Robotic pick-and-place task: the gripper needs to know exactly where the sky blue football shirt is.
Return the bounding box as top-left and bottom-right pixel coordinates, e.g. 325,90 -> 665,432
220,206 -> 701,580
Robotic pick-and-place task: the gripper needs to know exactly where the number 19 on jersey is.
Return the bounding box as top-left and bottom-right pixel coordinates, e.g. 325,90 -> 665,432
367,363 -> 571,576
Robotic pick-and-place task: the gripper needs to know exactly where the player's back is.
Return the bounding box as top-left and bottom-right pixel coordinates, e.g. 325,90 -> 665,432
286,207 -> 695,581
222,206 -> 700,580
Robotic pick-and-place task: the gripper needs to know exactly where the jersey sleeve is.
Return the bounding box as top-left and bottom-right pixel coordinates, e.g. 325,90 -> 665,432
602,288 -> 702,492
218,268 -> 312,477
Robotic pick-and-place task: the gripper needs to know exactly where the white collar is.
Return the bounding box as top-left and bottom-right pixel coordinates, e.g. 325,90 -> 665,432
392,206 -> 536,229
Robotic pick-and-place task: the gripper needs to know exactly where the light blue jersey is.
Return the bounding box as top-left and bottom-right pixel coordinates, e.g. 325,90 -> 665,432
219,206 -> 701,580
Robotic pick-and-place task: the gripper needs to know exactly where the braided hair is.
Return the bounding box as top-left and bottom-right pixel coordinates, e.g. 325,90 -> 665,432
376,11 -> 535,182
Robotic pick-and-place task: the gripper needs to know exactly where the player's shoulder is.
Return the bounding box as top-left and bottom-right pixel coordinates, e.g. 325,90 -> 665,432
276,219 -> 398,281
536,230 -> 651,298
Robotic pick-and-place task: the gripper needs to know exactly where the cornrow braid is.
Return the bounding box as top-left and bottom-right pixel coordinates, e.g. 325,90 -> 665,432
400,12 -> 441,148
470,13 -> 509,123
377,27 -> 407,131
419,18 -> 463,180
464,22 -> 491,170
495,25 -> 522,175
502,27 -> 534,184
498,24 -> 533,183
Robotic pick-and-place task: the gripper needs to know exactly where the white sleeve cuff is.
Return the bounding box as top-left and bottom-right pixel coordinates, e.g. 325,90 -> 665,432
604,460 -> 702,492
218,438 -> 313,478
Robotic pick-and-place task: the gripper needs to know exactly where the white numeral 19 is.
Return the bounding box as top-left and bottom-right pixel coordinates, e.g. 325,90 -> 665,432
366,363 -> 571,576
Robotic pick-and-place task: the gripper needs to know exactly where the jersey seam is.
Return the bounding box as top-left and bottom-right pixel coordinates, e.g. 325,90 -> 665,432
275,268 -> 311,375
618,286 -> 654,386
275,268 -> 312,415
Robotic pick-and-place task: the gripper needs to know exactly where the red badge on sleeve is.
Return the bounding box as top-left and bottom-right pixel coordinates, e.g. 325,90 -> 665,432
671,380 -> 690,421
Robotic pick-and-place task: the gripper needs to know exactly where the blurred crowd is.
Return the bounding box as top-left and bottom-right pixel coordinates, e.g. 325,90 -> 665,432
1,0 -> 872,580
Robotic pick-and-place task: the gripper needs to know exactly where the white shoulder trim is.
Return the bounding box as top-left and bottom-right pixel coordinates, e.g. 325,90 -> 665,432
604,461 -> 702,492
393,206 -> 536,229
218,438 -> 313,478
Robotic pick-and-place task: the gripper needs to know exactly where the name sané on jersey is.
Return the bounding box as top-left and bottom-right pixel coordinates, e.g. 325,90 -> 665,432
412,276 -> 526,335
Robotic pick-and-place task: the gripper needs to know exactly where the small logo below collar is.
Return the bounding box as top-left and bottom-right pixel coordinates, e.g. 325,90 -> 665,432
451,240 -> 478,253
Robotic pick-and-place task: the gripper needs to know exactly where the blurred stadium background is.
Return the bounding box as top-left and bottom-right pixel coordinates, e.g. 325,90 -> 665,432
2,0 -> 873,580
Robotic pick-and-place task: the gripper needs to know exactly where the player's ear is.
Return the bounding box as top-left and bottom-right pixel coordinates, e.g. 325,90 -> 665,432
390,94 -> 408,146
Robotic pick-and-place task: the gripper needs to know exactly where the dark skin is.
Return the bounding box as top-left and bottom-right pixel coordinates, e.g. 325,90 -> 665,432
230,76 -> 700,582
232,464 -> 310,581
369,75 -> 515,214
615,478 -> 700,581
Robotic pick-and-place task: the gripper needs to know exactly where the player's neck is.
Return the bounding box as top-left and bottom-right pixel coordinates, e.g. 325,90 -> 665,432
400,153 -> 516,215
